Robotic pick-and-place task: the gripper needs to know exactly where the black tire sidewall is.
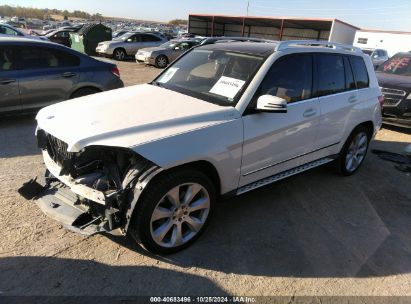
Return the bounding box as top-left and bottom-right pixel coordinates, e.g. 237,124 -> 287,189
155,55 -> 168,68
129,169 -> 216,254
114,48 -> 125,60
338,126 -> 370,176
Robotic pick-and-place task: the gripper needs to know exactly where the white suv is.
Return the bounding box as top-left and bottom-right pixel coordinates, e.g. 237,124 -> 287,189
35,40 -> 383,253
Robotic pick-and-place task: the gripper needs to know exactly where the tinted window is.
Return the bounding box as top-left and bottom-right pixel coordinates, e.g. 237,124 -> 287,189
317,54 -> 345,96
0,46 -> 15,71
129,35 -> 141,42
350,56 -> 369,89
0,25 -> 21,36
142,34 -> 161,42
257,54 -> 313,103
19,47 -> 80,69
344,56 -> 356,90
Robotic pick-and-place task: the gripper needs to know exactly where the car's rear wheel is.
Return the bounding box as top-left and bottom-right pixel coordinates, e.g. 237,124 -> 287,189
70,87 -> 100,99
155,55 -> 168,68
337,126 -> 370,176
129,170 -> 215,254
113,48 -> 126,61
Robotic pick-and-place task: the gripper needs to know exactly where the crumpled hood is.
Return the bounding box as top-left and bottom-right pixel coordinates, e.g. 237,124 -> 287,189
36,84 -> 238,152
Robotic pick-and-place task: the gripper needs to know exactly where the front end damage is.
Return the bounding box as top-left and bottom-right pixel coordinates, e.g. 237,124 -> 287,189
35,129 -> 162,236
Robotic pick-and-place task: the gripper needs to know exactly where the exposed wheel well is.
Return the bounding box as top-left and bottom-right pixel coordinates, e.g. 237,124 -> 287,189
356,121 -> 374,138
70,86 -> 102,99
153,161 -> 221,196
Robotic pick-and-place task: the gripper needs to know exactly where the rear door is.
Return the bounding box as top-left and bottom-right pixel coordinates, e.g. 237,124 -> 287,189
17,45 -> 81,110
315,53 -> 358,150
240,53 -> 320,186
0,45 -> 21,113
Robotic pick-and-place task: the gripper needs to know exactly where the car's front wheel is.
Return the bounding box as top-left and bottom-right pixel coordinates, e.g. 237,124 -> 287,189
337,126 -> 370,176
129,170 -> 215,254
113,48 -> 126,61
155,55 -> 168,68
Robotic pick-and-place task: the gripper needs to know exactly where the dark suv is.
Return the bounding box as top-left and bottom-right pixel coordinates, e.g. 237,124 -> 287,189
377,52 -> 411,128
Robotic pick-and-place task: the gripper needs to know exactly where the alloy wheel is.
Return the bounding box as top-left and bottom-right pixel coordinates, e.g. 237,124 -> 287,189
345,132 -> 368,173
150,183 -> 210,248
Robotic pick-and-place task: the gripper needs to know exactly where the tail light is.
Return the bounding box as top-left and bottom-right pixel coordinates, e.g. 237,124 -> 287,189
111,66 -> 120,77
378,95 -> 384,108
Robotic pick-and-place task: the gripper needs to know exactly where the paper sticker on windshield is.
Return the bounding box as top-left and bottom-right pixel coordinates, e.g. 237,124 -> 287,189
209,76 -> 246,99
159,67 -> 179,83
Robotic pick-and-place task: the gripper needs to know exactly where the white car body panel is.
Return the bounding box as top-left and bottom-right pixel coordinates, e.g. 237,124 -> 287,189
36,84 -> 237,153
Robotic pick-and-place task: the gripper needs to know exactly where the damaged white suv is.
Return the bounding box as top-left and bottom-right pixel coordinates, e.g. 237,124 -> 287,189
35,40 -> 382,253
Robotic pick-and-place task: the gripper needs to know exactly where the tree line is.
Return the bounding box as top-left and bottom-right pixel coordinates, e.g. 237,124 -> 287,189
0,5 -> 103,20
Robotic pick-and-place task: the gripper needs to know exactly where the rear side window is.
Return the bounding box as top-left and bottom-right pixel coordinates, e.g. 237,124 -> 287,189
0,46 -> 15,71
19,47 -> 80,69
256,54 -> 313,103
349,56 -> 369,89
142,34 -> 161,42
317,54 -> 345,96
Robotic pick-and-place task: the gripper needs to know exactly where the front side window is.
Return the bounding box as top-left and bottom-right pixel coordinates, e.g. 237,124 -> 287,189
142,34 -> 161,42
317,54 -> 346,96
256,54 -> 313,103
19,47 -> 80,69
350,56 -> 369,89
154,49 -> 265,106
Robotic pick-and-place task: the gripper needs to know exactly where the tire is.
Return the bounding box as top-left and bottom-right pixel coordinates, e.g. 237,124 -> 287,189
336,126 -> 371,176
113,48 -> 126,61
129,169 -> 216,254
70,87 -> 100,99
155,55 -> 168,68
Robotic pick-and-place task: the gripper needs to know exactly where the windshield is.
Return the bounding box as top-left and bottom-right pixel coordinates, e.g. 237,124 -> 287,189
377,55 -> 411,76
160,40 -> 178,49
114,32 -> 133,41
153,49 -> 265,106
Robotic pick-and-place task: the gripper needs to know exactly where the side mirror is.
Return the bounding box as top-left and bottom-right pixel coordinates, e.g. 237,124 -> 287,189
256,95 -> 287,113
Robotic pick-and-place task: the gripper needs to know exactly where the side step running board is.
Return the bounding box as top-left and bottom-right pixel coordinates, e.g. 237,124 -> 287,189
237,157 -> 335,195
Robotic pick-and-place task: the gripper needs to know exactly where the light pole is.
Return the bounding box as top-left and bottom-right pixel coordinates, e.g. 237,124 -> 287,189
247,0 -> 250,16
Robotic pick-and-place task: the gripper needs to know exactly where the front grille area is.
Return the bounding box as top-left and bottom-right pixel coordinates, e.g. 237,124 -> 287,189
380,87 -> 407,107
46,134 -> 74,167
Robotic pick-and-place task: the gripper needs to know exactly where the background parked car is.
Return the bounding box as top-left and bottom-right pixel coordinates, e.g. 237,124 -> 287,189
112,30 -> 128,38
136,38 -> 200,68
0,37 -> 124,115
46,29 -> 74,47
377,52 -> 411,128
362,48 -> 389,69
0,23 -> 49,41
96,32 -> 167,60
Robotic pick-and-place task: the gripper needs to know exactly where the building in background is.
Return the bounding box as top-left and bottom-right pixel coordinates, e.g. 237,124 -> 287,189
188,14 -> 359,44
353,29 -> 411,57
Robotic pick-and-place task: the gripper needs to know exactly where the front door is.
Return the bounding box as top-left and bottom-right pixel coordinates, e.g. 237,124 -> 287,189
17,46 -> 80,110
0,45 -> 21,113
240,53 -> 320,187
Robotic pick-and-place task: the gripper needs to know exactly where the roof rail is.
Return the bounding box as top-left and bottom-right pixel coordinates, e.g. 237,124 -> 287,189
275,40 -> 362,53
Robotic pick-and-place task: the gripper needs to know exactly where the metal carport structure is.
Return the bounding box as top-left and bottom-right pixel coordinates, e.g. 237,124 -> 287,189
188,14 -> 359,44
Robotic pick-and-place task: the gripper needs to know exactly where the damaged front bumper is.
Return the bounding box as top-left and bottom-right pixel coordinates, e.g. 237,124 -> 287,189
34,130 -> 162,237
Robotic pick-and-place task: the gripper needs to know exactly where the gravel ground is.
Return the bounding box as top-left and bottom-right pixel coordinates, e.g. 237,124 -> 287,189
1,61 -> 411,297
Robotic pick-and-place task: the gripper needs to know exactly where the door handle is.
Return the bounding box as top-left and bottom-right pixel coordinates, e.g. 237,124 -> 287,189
303,108 -> 317,118
0,78 -> 16,85
62,72 -> 76,78
348,96 -> 358,103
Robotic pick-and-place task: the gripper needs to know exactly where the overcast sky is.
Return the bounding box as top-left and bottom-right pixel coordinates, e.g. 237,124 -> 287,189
4,0 -> 411,31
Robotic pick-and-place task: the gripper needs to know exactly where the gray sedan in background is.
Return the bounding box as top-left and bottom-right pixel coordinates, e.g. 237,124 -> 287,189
135,39 -> 201,68
96,32 -> 167,60
0,37 -> 123,115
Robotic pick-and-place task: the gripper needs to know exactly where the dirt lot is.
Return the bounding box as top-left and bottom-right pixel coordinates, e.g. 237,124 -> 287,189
1,61 -> 411,297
